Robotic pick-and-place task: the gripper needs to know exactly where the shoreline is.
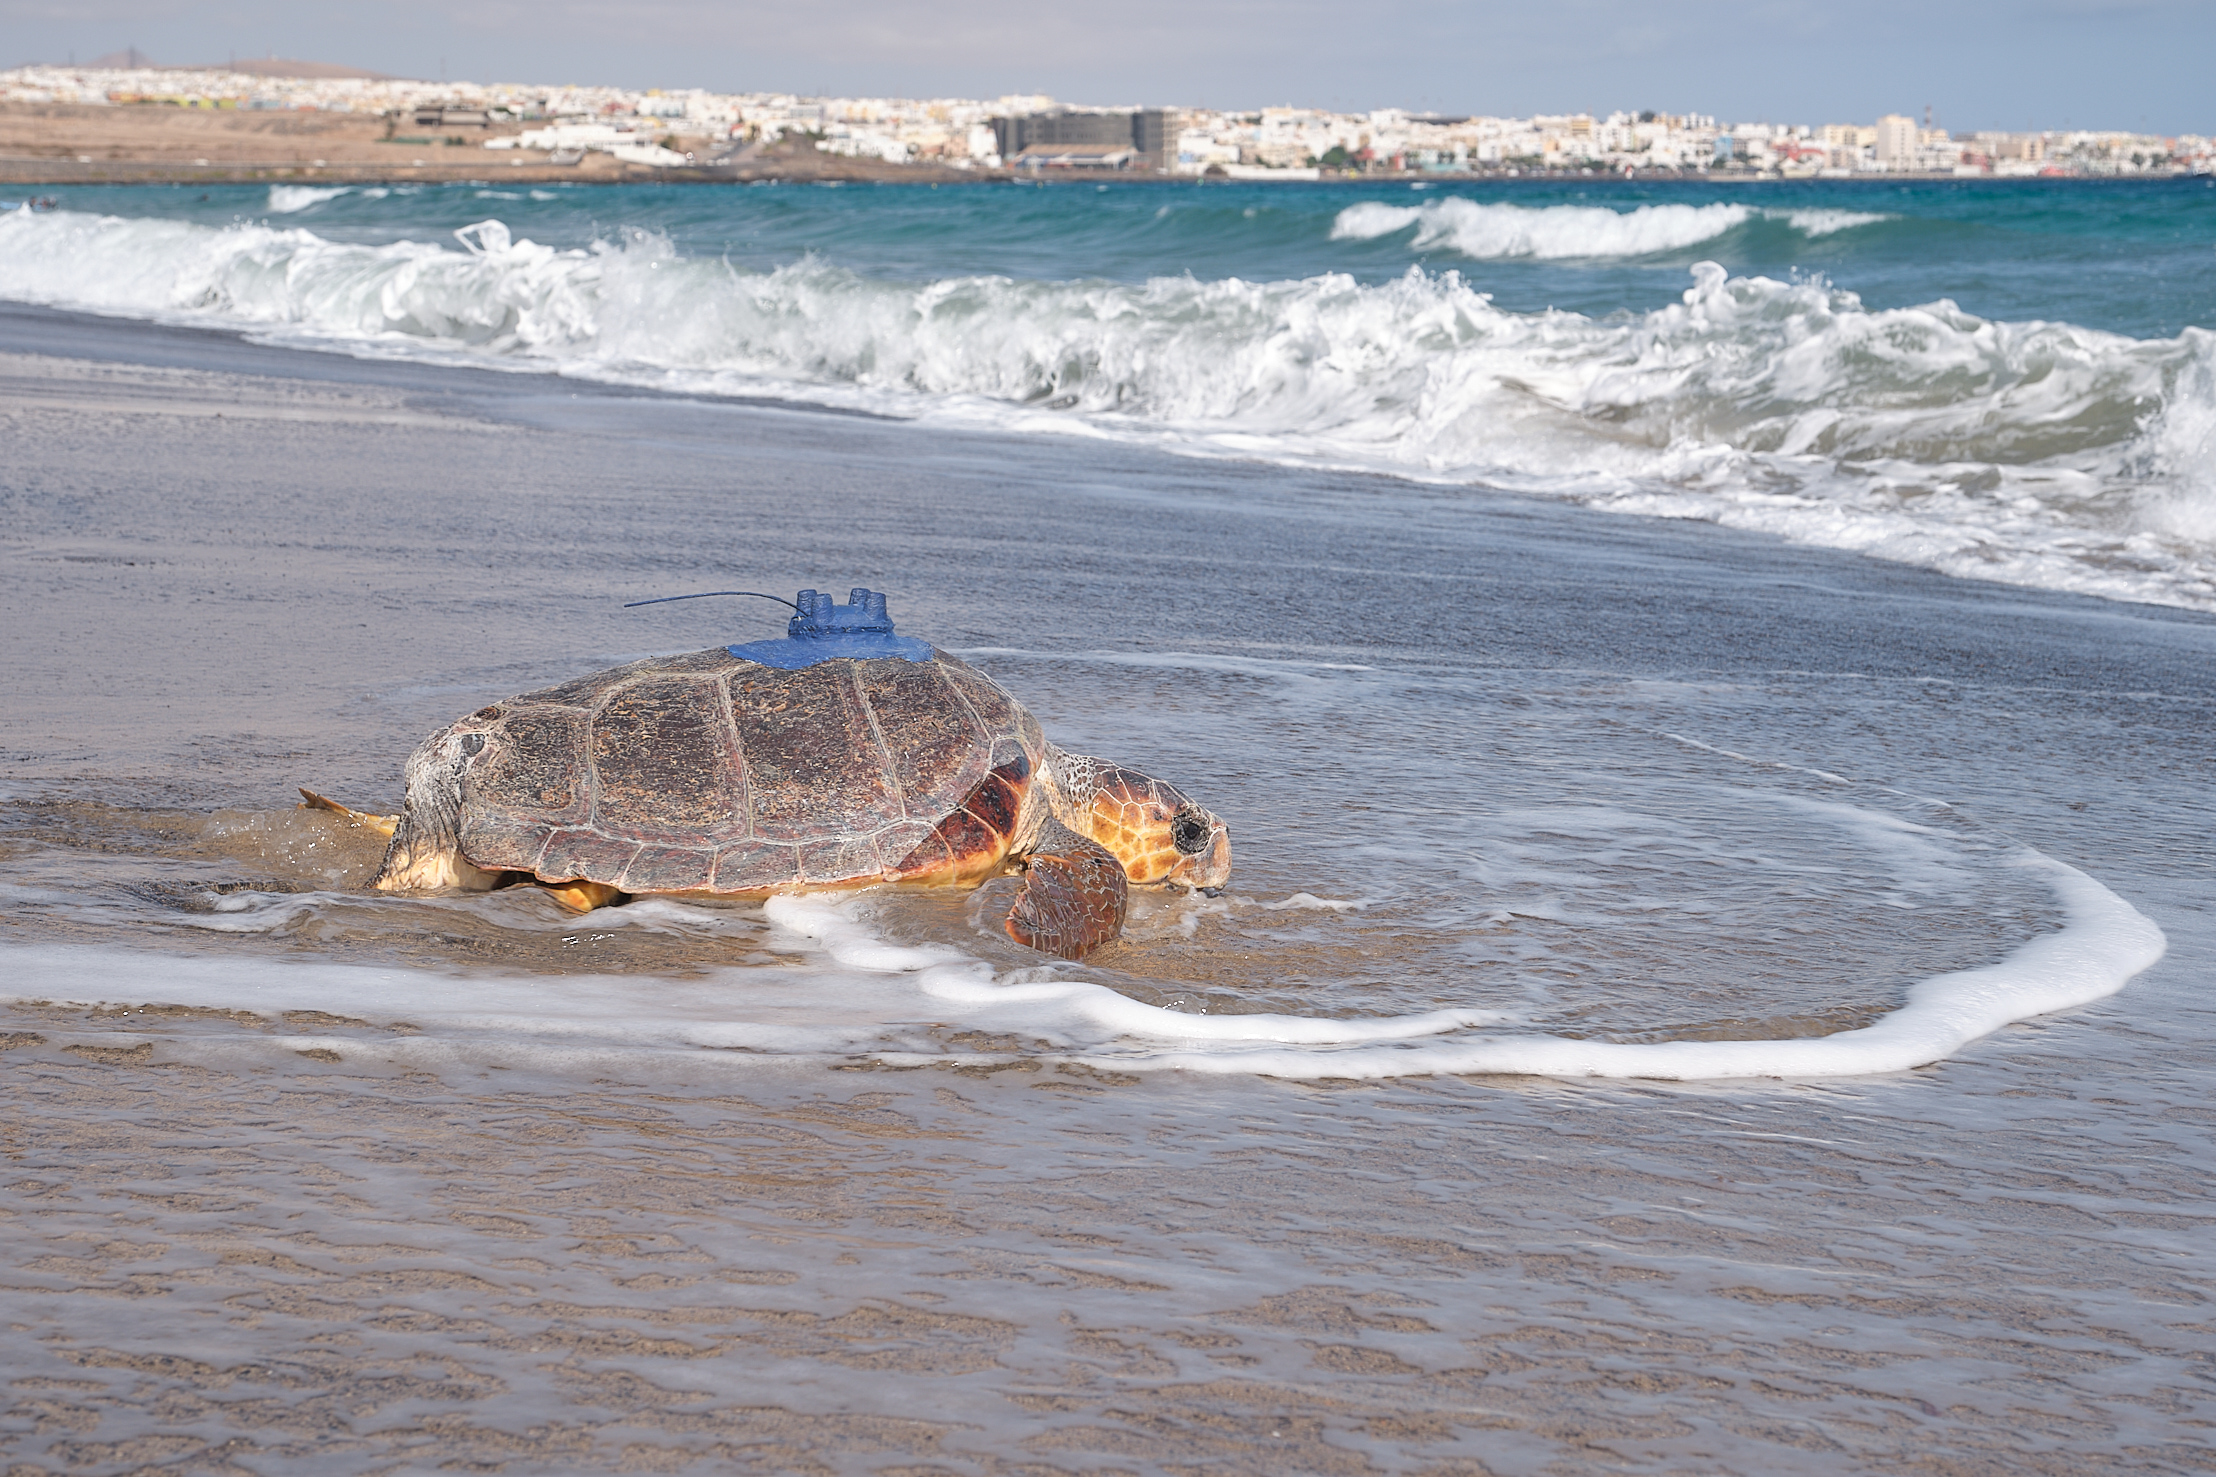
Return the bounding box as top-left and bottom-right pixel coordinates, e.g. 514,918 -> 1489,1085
2,312 -> 2212,1472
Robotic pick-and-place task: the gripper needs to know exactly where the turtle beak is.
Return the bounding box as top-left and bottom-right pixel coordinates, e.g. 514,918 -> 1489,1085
1175,816 -> 1232,891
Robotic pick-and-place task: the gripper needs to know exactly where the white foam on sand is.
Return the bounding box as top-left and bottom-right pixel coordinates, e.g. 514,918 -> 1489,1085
0,844 -> 2162,1084
1113,852 -> 2164,1079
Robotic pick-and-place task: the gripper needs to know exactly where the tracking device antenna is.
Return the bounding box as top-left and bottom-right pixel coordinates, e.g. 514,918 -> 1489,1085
624,586 -> 933,670
623,590 -> 802,612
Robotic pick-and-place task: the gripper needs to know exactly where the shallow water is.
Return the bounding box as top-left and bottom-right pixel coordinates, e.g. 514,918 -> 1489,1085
2,312 -> 2213,1471
0,659 -> 2140,1078
1,329 -> 2189,1079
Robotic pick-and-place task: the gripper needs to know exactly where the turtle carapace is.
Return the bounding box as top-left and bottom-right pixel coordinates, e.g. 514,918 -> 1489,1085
307,640 -> 1231,961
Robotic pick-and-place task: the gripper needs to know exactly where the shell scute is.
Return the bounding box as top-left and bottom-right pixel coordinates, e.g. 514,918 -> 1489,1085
468,708 -> 590,820
520,658 -> 658,710
857,662 -> 987,820
655,648 -> 746,675
728,664 -> 898,844
796,836 -> 856,884
620,844 -> 716,894
889,826 -> 952,877
873,819 -> 939,874
833,834 -> 885,881
947,663 -> 1041,743
589,675 -> 747,841
540,828 -> 640,884
929,806 -> 999,868
460,817 -> 551,874
712,842 -> 800,891
964,766 -> 1024,836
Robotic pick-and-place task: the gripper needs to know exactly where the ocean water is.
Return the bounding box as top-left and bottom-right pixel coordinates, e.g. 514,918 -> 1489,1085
2,177 -> 2213,609
3,181 -> 2215,1470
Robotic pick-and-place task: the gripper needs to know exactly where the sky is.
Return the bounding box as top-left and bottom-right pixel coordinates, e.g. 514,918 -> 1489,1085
3,0 -> 2209,134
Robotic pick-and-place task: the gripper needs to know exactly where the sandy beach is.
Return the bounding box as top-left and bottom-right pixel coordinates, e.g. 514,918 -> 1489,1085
0,101 -> 990,185
3,299 -> 2214,1473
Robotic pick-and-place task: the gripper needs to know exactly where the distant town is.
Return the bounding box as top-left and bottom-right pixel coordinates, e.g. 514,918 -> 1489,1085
3,59 -> 2210,180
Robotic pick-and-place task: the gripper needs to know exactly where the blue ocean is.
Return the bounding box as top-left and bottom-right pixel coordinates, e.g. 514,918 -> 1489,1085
5,175 -> 2214,609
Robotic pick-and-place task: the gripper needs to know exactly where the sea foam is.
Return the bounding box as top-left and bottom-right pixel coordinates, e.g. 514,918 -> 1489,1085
0,842 -> 2165,1084
1331,199 -> 1756,258
1113,853 -> 2165,1079
1327,199 -> 1890,258
266,184 -> 353,214
0,206 -> 2210,611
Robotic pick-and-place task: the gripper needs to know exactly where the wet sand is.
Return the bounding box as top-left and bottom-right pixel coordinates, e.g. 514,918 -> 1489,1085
3,303 -> 2214,1473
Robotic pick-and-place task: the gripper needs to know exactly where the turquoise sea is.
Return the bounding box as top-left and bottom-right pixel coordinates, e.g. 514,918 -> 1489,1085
5,175 -> 2214,608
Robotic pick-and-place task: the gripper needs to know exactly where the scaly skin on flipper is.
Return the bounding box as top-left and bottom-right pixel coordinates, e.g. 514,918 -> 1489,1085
1004,819 -> 1130,960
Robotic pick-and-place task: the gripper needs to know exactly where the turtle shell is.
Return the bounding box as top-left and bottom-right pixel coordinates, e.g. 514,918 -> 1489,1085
447,647 -> 1046,895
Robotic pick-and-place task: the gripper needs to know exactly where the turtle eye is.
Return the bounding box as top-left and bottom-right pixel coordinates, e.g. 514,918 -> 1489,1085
460,733 -> 485,757
1170,810 -> 1211,854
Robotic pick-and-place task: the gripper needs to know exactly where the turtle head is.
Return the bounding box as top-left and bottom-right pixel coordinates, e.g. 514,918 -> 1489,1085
1044,747 -> 1232,891
371,719 -> 504,893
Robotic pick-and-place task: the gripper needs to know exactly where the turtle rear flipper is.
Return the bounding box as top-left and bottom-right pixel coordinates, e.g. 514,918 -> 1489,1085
1005,821 -> 1128,960
298,787 -> 399,839
543,879 -> 622,914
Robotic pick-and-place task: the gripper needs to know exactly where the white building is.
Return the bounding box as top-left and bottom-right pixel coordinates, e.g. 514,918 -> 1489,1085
5,63 -> 2186,179
1874,113 -> 1918,168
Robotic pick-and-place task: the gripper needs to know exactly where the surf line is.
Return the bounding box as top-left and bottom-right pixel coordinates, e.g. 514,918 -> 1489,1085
1047,850 -> 2163,1081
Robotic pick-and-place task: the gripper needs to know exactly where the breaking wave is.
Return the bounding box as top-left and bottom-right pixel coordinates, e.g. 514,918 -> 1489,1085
1,205 -> 2211,610
1329,198 -> 1890,258
265,184 -> 354,214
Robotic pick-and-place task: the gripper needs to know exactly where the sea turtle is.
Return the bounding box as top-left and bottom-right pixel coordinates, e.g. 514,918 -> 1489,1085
305,588 -> 1231,960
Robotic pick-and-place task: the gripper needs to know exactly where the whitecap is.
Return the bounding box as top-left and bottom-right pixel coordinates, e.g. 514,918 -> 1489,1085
265,184 -> 351,214
1774,207 -> 1892,236
1331,198 -> 1754,258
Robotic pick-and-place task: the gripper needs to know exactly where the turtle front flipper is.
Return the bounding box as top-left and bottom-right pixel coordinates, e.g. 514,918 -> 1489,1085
1005,820 -> 1129,960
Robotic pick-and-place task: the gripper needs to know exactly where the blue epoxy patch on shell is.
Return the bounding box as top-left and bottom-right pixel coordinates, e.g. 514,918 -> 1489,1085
729,587 -> 935,670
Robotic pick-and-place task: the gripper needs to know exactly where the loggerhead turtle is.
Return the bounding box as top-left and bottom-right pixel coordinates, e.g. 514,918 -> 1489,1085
305,588 -> 1230,960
